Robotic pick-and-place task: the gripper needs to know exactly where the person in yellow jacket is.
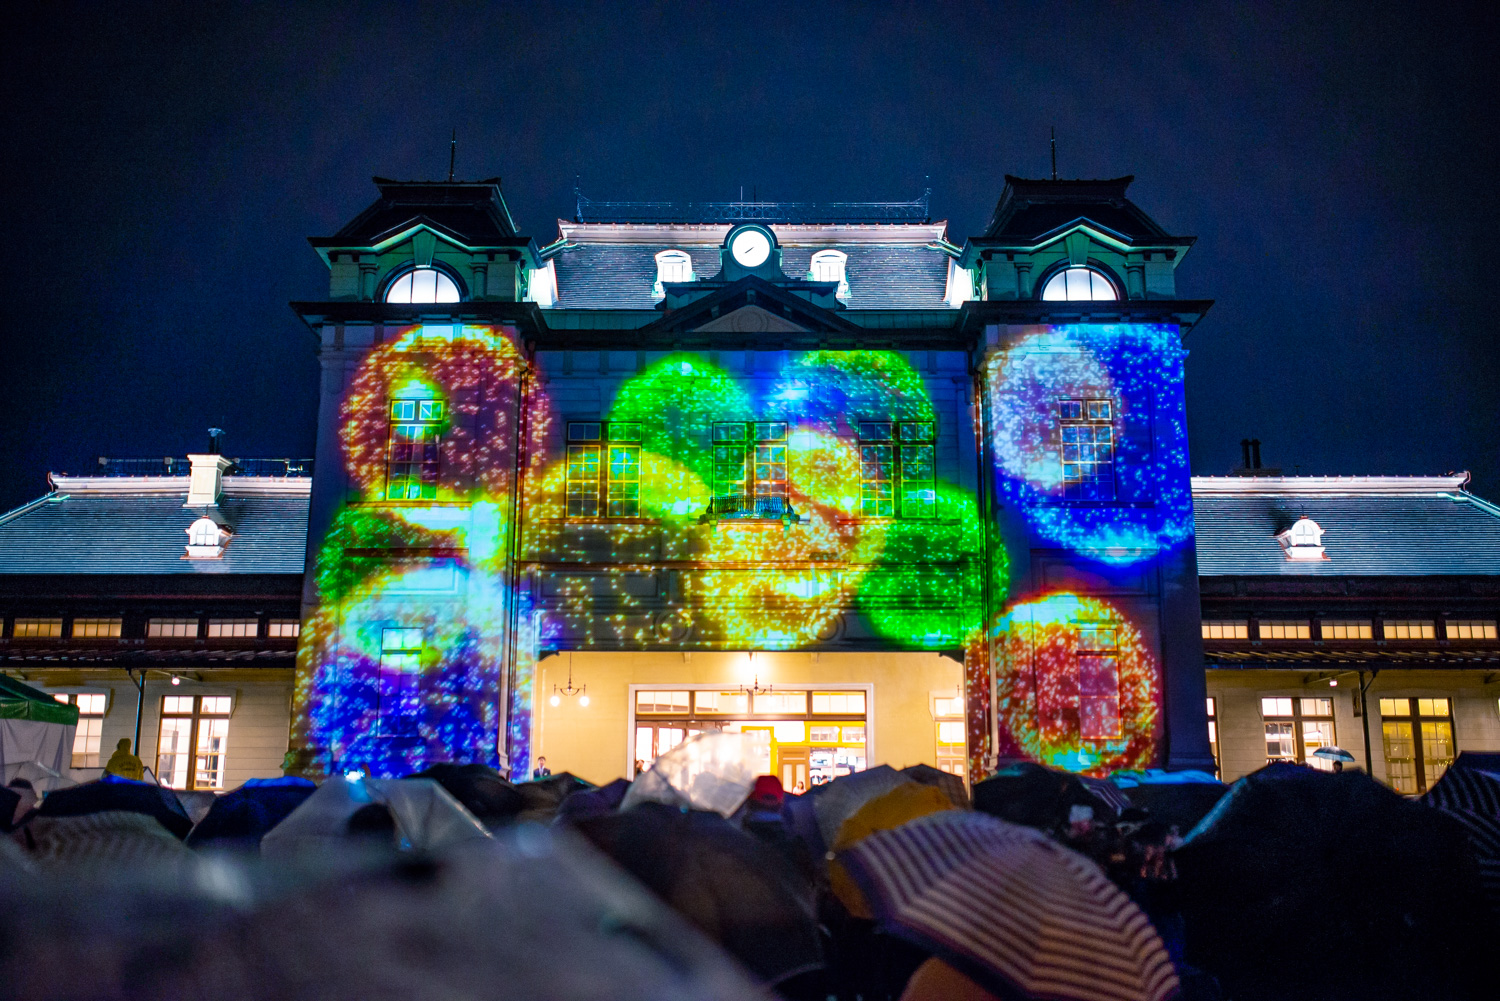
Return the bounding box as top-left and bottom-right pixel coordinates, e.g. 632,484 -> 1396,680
103,737 -> 145,781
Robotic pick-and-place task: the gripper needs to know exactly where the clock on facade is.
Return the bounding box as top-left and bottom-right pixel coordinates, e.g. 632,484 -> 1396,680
729,228 -> 772,268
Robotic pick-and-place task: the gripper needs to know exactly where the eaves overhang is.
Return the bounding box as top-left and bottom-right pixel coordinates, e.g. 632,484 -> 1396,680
956,298 -> 1214,337
288,300 -> 547,340
308,221 -> 538,268
967,222 -> 1197,259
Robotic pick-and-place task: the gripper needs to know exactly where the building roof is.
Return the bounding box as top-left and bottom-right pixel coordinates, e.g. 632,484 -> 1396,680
980,176 -> 1191,247
313,178 -> 522,250
1191,475 -> 1500,576
0,475 -> 309,576
574,190 -> 931,225
549,239 -> 952,311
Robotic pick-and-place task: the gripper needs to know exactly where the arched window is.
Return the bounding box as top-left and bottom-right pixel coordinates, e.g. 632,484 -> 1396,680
654,250 -> 694,298
184,517 -> 229,559
384,266 -> 462,304
809,250 -> 850,300
1040,266 -> 1118,302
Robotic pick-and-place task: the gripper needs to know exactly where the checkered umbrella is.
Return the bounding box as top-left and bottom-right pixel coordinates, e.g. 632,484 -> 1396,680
840,810 -> 1179,1001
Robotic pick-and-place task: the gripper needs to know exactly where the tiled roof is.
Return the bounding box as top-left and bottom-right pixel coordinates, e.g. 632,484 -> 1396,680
1190,476 -> 1500,576
549,244 -> 951,311
0,477 -> 308,575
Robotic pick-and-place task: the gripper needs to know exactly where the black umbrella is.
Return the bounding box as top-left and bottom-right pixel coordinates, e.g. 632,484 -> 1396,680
973,761 -> 1120,831
517,771 -> 595,822
1174,764 -> 1487,1001
409,762 -> 526,828
37,774 -> 192,839
574,802 -> 824,986
900,763 -> 970,809
1123,782 -> 1227,835
555,777 -> 631,823
185,776 -> 317,849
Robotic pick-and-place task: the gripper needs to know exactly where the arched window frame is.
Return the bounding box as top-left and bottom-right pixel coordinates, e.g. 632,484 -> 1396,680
381,264 -> 467,304
1037,263 -> 1121,302
809,250 -> 850,300
653,250 -> 695,299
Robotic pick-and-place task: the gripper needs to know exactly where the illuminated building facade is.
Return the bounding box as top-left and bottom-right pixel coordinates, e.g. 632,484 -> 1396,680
281,174 -> 1216,782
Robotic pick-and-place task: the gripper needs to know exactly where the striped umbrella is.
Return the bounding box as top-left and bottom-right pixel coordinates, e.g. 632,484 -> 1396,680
840,810 -> 1179,1001
1420,760 -> 1500,914
1078,775 -> 1132,816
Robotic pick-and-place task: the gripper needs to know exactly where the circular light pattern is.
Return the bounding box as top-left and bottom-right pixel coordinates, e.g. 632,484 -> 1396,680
991,592 -> 1163,775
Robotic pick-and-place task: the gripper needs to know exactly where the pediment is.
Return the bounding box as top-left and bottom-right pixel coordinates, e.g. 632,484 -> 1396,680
690,304 -> 808,334
639,275 -> 863,336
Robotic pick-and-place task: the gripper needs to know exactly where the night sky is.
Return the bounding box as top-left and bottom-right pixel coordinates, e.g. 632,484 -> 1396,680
3,2 -> 1497,514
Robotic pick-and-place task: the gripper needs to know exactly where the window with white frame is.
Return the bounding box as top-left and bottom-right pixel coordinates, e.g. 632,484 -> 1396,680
1259,620 -> 1311,640
1380,697 -> 1454,793
1058,399 -> 1115,500
55,692 -> 107,768
157,695 -> 231,790
267,619 -> 301,638
1447,619 -> 1497,640
1384,620 -> 1436,640
72,617 -> 122,638
207,618 -> 258,639
1202,620 -> 1249,640
384,266 -> 461,304
1322,619 -> 1373,640
148,618 -> 199,639
12,617 -> 63,638
809,250 -> 850,299
1206,697 -> 1219,776
1040,266 -> 1118,301
1262,697 -> 1336,769
932,693 -> 965,779
185,516 -> 229,558
653,250 -> 694,297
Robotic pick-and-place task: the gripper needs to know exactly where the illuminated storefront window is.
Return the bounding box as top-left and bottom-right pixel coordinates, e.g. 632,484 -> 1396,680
1058,399 -> 1114,500
1261,697 -> 1335,769
387,398 -> 444,500
157,695 -> 231,790
1379,697 -> 1454,793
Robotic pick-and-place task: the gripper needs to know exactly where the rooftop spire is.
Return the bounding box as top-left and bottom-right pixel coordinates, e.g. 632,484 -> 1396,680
1050,126 -> 1057,181
448,129 -> 457,182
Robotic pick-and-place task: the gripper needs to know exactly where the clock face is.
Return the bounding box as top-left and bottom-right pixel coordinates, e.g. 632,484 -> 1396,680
730,229 -> 772,268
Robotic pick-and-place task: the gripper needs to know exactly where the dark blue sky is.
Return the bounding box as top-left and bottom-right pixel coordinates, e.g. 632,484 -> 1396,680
3,2 -> 1496,513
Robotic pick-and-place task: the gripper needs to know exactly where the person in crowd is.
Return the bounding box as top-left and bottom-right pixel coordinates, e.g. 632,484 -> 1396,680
103,737 -> 144,781
532,756 -> 552,779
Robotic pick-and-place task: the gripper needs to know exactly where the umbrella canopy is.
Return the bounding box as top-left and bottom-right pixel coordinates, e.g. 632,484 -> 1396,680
1175,765 -> 1487,1000
516,770 -> 595,822
410,762 -> 526,828
0,828 -> 761,1001
555,776 -> 631,823
829,781 -> 958,919
623,731 -> 762,817
185,776 -> 317,850
2,760 -> 77,797
18,810 -> 189,867
1310,746 -> 1356,763
1420,758 -> 1500,916
901,763 -> 970,809
260,776 -> 490,857
37,774 -> 193,838
574,801 -> 823,985
972,761 -> 1120,832
811,764 -> 914,847
840,810 -> 1179,1001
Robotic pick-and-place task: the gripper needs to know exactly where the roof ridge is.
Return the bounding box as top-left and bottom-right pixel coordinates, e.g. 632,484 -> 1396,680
0,492 -> 56,528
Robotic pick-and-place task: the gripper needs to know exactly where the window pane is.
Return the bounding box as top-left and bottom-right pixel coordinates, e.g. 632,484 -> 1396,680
77,693 -> 108,714
162,695 -> 195,714
1261,697 -> 1293,717
1384,620 -> 1436,640
636,690 -> 691,714
1301,698 -> 1333,717
1206,696 -> 1216,716
1421,721 -> 1454,786
148,618 -> 199,638
268,619 -> 301,638
1202,620 -> 1249,640
1449,619 -> 1498,640
72,618 -> 123,638
1323,620 -> 1372,640
1261,620 -> 1311,640
13,618 -> 63,638
72,717 -> 104,769
1382,721 -> 1417,793
207,618 -> 258,638
157,717 -> 194,789
1265,722 -> 1296,761
200,696 -> 232,715
1417,698 -> 1450,717
193,717 -> 229,790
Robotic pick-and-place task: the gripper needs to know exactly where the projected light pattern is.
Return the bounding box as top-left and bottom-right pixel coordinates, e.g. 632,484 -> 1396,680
992,592 -> 1162,774
295,321 -> 1188,781
984,324 -> 1193,560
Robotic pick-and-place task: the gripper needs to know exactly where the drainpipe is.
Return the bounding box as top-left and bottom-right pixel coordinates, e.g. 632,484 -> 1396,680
128,668 -> 146,756
1358,669 -> 1380,775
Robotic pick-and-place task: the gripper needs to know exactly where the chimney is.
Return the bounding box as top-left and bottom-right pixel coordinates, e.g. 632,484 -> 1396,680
1250,438 -> 1263,470
1240,439 -> 1251,470
186,428 -> 232,507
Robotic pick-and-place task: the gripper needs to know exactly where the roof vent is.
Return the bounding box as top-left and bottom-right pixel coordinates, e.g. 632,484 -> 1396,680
186,429 -> 232,506
1277,516 -> 1327,561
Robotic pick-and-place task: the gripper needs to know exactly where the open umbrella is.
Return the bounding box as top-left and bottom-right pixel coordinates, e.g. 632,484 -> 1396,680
1109,771 -> 1227,834
36,774 -> 193,838
1420,756 -> 1500,915
516,771 -> 595,822
1174,764 -> 1487,1000
260,776 -> 490,857
622,731 -> 761,818
574,801 -> 823,986
901,763 -> 970,809
828,781 -> 958,919
409,762 -> 526,828
186,776 -> 317,850
18,810 -> 189,867
555,777 -> 631,823
840,810 -> 1179,1001
972,761 -> 1120,832
811,765 -> 914,847
1311,746 -> 1356,765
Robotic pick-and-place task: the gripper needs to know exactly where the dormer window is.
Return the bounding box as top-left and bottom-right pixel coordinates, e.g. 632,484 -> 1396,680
185,516 -> 230,559
809,250 -> 850,300
1277,516 -> 1327,561
653,250 -> 694,298
1040,266 -> 1117,301
384,266 -> 462,304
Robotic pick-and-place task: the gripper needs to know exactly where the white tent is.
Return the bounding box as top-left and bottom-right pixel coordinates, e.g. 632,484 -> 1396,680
0,675 -> 76,794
